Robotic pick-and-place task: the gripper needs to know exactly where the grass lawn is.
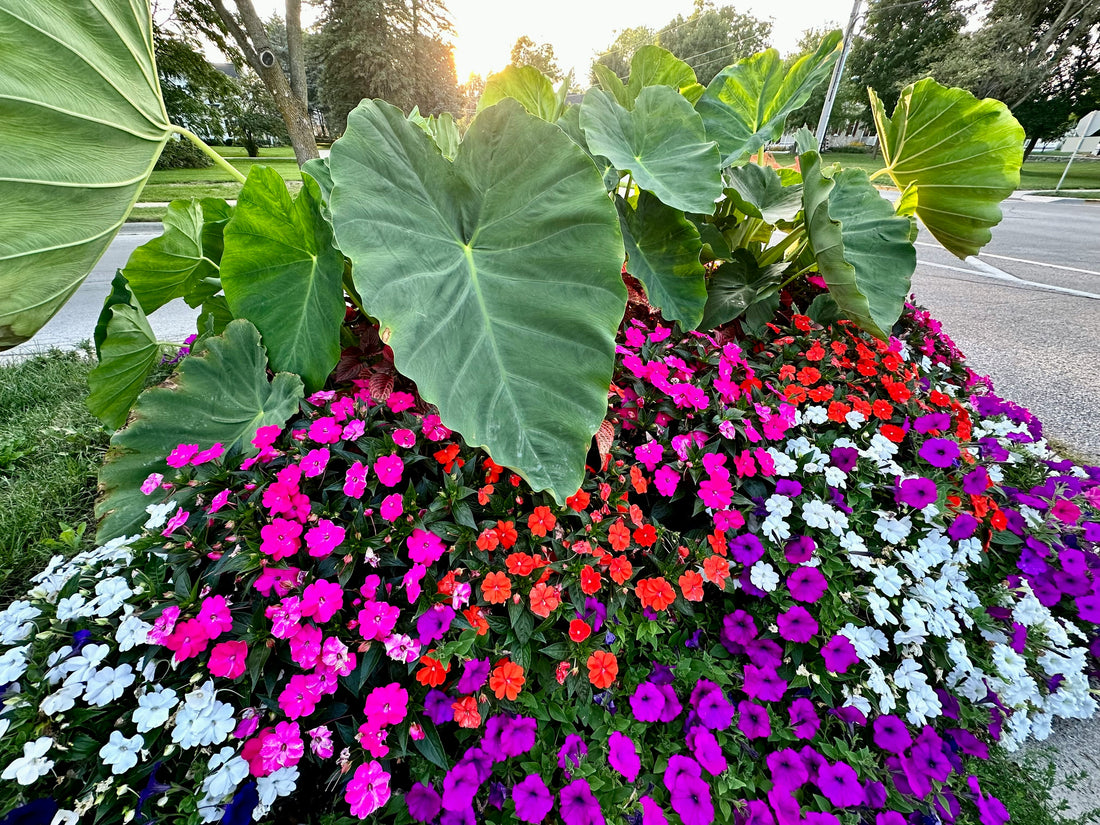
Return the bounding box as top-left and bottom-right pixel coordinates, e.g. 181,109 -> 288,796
0,347 -> 108,599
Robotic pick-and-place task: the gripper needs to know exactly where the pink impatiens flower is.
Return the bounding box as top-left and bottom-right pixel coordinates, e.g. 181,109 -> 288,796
141,473 -> 163,495
208,640 -> 248,679
301,447 -> 330,478
387,391 -> 416,413
278,674 -> 324,720
654,465 -> 680,497
190,442 -> 224,465
161,507 -> 190,537
380,493 -> 404,522
207,488 -> 231,515
308,416 -> 342,444
288,623 -> 323,668
344,461 -> 368,498
300,579 -> 344,623
363,682 -> 409,728
406,528 -> 445,565
305,519 -> 345,558
165,443 -> 198,468
320,636 -> 357,676
309,725 -> 334,759
260,518 -> 303,560
634,442 -> 664,472
259,721 -> 305,771
196,595 -> 233,637
346,761 -> 391,818
164,618 -> 209,662
421,414 -> 451,442
374,454 -> 404,487
392,429 -> 416,448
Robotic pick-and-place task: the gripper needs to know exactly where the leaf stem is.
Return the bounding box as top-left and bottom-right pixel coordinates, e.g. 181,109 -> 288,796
759,228 -> 804,266
169,125 -> 247,184
778,263 -> 816,291
867,167 -> 890,182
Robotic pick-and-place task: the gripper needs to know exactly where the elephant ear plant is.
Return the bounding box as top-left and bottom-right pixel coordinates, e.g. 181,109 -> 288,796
0,0 -> 1025,541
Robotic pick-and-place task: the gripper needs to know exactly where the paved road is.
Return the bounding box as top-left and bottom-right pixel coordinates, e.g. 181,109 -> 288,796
909,197 -> 1100,462
0,223 -> 198,362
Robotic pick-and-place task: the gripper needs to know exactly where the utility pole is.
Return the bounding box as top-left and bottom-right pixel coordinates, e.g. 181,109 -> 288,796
1055,110 -> 1099,192
815,0 -> 863,149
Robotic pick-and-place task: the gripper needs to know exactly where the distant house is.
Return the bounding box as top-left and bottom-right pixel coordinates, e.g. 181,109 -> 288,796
1060,111 -> 1100,155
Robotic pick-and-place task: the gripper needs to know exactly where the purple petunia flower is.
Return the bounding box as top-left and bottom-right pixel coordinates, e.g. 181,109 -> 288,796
630,682 -> 665,723
895,476 -> 938,509
914,413 -> 951,433
558,735 -> 588,773
512,775 -> 554,824
639,797 -> 668,825
777,605 -> 819,643
919,437 -> 960,468
817,761 -> 866,807
423,689 -> 454,724
686,728 -> 727,776
441,763 -> 481,812
962,466 -> 990,495
407,782 -> 442,823
742,664 -> 788,702
872,715 -> 912,755
745,638 -> 784,670
559,779 -> 604,825
947,512 -> 979,541
729,534 -> 765,565
737,700 -> 771,739
784,535 -> 816,563
439,807 -> 475,825
663,754 -> 702,790
767,747 -> 808,789
691,682 -> 734,731
821,635 -> 860,674
720,610 -> 758,652
501,715 -> 538,757
608,731 -> 641,783
456,657 -> 490,694
830,447 -> 859,473
487,782 -> 508,810
669,773 -> 714,825
787,567 -> 828,603
416,604 -> 455,646
775,479 -> 803,498
787,697 -> 820,740
657,685 -> 683,723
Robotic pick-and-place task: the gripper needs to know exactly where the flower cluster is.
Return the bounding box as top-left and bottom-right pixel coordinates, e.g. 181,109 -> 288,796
0,301 -> 1098,825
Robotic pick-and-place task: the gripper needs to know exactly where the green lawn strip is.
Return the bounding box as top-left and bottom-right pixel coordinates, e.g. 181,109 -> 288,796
0,347 -> 109,599
1030,189 -> 1100,199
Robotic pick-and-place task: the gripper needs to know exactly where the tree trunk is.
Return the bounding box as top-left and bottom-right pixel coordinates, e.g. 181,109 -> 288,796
285,0 -> 309,108
209,0 -> 319,166
1023,135 -> 1039,161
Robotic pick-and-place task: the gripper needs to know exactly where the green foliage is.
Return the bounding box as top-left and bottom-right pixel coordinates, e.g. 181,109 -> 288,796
154,137 -> 215,170
591,25 -> 657,83
509,35 -> 563,81
221,167 -> 345,393
657,1 -> 774,85
698,250 -> 785,331
479,65 -> 567,121
870,78 -> 1025,258
0,0 -> 172,351
328,99 -> 626,502
696,31 -> 842,166
96,320 -> 304,542
724,164 -> 804,224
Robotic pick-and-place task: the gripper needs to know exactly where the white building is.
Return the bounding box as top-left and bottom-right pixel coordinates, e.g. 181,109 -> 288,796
1060,110 -> 1100,155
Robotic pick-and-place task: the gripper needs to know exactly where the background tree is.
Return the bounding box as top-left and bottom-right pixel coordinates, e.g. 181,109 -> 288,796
925,0 -> 1100,157
154,28 -> 238,142
656,1 -> 772,85
845,0 -> 967,125
509,35 -> 563,81
591,25 -> 656,82
228,73 -> 291,155
785,26 -> 865,136
458,73 -> 485,121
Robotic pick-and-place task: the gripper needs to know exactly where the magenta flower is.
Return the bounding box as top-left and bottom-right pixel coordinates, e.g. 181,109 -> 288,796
278,673 -> 322,719
639,796 -> 668,825
161,507 -> 189,536
442,762 -> 481,812
787,567 -> 828,603
784,535 -> 816,563
686,728 -> 726,776
698,476 -> 734,510
140,472 -> 163,494
817,761 -> 866,807
300,579 -> 343,623
305,519 -> 346,558
654,465 -> 681,497
559,779 -> 605,825
343,461 -> 368,498
457,657 -> 490,694
630,681 -> 665,722
288,623 -> 322,668
392,428 -> 417,448
356,600 -> 399,641
607,731 -> 640,782
308,725 -> 334,759
657,685 -> 683,722
691,682 -> 733,731
308,416 -> 342,444
499,716 -> 537,757
407,528 -> 446,564
767,747 -> 808,789
872,715 -> 912,754
422,414 -> 452,441
407,782 -> 442,823
207,488 -> 231,514
301,447 -> 330,478
742,665 -> 787,702
919,437 -> 960,468
821,635 -> 859,673
967,776 -> 1010,825
165,443 -> 198,467
387,391 -> 416,412
634,441 -> 665,471
512,775 -> 554,824
380,493 -> 404,522
374,454 -> 404,487
416,604 -> 455,645
259,721 -> 304,772
558,735 -> 588,772
777,605 -> 819,643
669,772 -> 714,825
345,760 -> 391,818
363,682 -> 408,727
737,701 -> 771,739
190,442 -> 224,465
196,595 -> 232,636
895,476 -> 938,508
208,640 -> 248,679
321,636 -> 356,676
260,518 -> 302,560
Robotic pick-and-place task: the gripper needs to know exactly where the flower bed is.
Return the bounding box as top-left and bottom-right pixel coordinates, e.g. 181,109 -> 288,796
1,299 -> 1098,825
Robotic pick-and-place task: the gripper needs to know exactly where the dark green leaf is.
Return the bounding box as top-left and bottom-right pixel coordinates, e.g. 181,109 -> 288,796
724,164 -> 803,224
699,250 -> 785,331
413,721 -> 450,771
221,167 -> 346,393
806,293 -> 842,327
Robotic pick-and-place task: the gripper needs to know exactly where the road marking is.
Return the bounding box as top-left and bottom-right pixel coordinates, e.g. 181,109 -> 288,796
916,255 -> 1100,300
915,242 -> 1100,277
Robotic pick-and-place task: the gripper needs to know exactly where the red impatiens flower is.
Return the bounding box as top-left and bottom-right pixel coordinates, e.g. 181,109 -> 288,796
463,606 -> 489,636
529,583 -> 561,618
633,524 -> 657,547
609,556 -> 633,585
587,651 -> 618,689
566,489 -> 591,512
496,520 -> 518,549
483,457 -> 504,483
452,696 -> 481,728
872,399 -> 894,419
630,465 -> 648,494
678,570 -> 704,602
476,528 -> 500,552
528,506 -> 556,537
580,565 -> 602,595
636,577 -> 675,611
416,656 -> 449,687
477,484 -> 494,505
506,553 -> 536,577
703,555 -> 730,589
481,572 -> 511,604
433,443 -> 464,472
608,519 -> 631,552
489,661 -> 526,700
569,620 -> 592,643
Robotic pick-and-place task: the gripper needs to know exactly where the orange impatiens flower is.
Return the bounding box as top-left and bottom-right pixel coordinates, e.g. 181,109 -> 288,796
463,605 -> 489,636
703,555 -> 730,590
452,696 -> 482,728
609,556 -> 633,585
528,506 -> 557,537
489,660 -> 526,700
505,552 -> 536,577
483,457 -> 504,483
630,465 -> 648,494
477,484 -> 495,505
529,582 -> 561,618
636,577 -> 675,611
476,528 -> 500,552
608,519 -> 630,552
416,656 -> 450,687
566,489 -> 591,512
496,520 -> 518,549
481,571 -> 512,604
433,443 -> 464,472
587,650 -> 618,689
569,619 -> 592,643
678,570 -> 704,602
580,565 -> 603,595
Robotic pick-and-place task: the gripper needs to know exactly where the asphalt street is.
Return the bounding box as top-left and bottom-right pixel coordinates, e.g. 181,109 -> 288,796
909,197 -> 1100,462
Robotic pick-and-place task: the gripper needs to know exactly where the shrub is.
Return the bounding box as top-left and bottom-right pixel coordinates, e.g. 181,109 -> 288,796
0,299 -> 1097,825
154,138 -> 214,170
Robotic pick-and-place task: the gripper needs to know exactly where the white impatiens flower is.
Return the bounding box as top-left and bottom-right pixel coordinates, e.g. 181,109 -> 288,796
844,410 -> 866,429
766,448 -> 797,475
839,531 -> 872,571
100,730 -> 144,774
0,600 -> 39,645
873,566 -> 904,598
0,645 -> 30,684
823,466 -> 847,488
133,688 -> 179,733
1,736 -> 54,785
256,766 -> 299,812
173,691 -> 236,749
84,663 -> 136,706
202,747 -> 250,800
60,643 -> 110,686
801,499 -> 835,530
874,513 -> 912,545
143,500 -> 176,530
55,594 -> 93,622
92,577 -> 133,617
40,682 -> 84,716
866,592 -> 897,626
802,405 -> 828,425
116,613 -> 152,651
749,562 -> 779,593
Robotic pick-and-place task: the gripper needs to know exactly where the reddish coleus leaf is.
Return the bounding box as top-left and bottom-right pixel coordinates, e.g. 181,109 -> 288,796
595,419 -> 615,472
369,371 -> 394,403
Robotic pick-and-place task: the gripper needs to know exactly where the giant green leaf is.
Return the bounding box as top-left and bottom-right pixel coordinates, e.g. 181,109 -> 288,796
328,99 -> 625,502
625,46 -> 699,104
724,163 -> 803,225
696,32 -> 841,166
0,0 -> 172,350
870,78 -> 1024,258
87,272 -> 159,429
122,199 -> 223,313
800,139 -> 916,340
698,250 -> 786,331
408,107 -> 462,159
96,319 -> 304,541
479,65 -> 564,121
581,86 -> 722,214
221,167 -> 345,394
617,191 -> 707,329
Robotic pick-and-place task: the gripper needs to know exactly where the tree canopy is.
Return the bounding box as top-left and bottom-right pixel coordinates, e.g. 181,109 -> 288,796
509,35 -> 563,81
656,1 -> 773,85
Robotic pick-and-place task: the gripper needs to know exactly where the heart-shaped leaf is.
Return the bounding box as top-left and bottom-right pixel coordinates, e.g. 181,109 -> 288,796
800,137 -> 916,340
696,32 -> 841,166
96,319 -> 304,541
221,167 -> 346,394
625,46 -> 699,103
479,65 -> 564,121
0,0 -> 172,349
724,164 -> 803,225
870,78 -> 1024,258
617,191 -> 707,328
328,99 -> 626,502
87,273 -> 159,430
122,199 -> 225,313
581,86 -> 722,214
698,250 -> 786,331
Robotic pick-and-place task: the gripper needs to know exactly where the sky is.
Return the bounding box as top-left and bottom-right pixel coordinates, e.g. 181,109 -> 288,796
250,0 -> 857,82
